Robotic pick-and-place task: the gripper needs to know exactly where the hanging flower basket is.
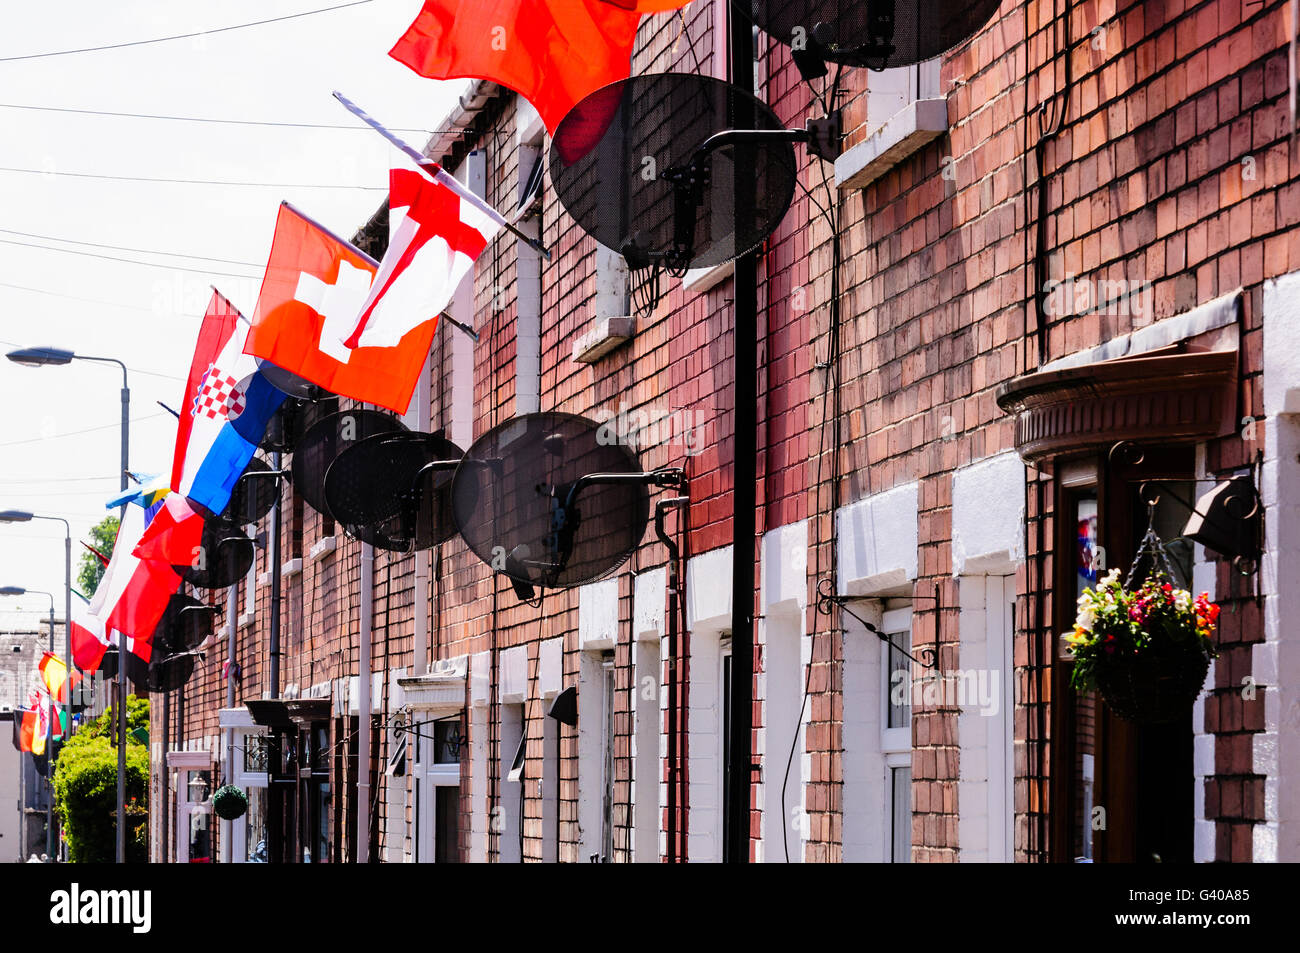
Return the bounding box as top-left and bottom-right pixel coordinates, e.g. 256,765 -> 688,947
212,784 -> 248,821
1065,566 -> 1220,724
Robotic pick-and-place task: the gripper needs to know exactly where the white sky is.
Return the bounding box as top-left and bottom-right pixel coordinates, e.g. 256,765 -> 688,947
0,0 -> 462,625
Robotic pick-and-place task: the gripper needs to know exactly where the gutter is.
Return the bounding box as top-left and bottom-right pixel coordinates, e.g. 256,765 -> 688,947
424,79 -> 500,164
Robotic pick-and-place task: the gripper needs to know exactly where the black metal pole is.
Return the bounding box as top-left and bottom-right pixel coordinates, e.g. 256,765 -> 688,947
726,7 -> 757,865
267,451 -> 284,863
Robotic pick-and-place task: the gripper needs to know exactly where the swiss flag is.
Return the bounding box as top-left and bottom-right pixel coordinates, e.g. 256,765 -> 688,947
389,0 -> 692,132
336,165 -> 503,354
243,203 -> 438,415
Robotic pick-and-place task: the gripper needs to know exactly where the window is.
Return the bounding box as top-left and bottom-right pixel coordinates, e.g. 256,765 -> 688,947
414,717 -> 462,863
720,640 -> 733,861
498,703 -> 523,863
231,730 -> 269,863
881,607 -> 913,863
867,59 -> 943,136
599,657 -> 616,862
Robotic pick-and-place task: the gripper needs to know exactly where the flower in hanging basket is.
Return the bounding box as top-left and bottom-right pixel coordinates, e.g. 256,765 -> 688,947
1064,569 -> 1219,723
212,784 -> 248,821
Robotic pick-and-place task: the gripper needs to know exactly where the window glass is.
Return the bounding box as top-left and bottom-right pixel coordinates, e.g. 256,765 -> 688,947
887,637 -> 911,730
245,786 -> 267,863
435,786 -> 458,863
890,766 -> 911,863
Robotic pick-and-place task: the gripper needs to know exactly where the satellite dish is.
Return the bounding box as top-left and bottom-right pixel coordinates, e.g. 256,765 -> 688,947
145,652 -> 199,694
550,73 -> 798,274
174,516 -> 254,590
153,594 -> 214,655
222,456 -> 278,524
452,412 -> 682,595
325,430 -> 464,552
259,394 -> 340,454
747,0 -> 1002,69
256,359 -> 327,400
100,647 -> 150,691
292,409 -> 409,518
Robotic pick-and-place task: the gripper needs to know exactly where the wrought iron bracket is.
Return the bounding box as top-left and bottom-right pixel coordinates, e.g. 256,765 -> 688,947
815,577 -> 939,669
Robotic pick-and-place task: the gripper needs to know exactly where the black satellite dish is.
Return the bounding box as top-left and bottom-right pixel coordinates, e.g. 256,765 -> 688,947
324,430 -> 464,552
550,73 -> 799,275
256,359 -> 327,401
145,652 -> 199,694
153,594 -> 215,655
748,0 -> 1002,69
174,516 -> 254,590
100,647 -> 150,691
260,394 -> 340,454
451,412 -> 682,596
292,409 -> 409,518
222,455 -> 278,524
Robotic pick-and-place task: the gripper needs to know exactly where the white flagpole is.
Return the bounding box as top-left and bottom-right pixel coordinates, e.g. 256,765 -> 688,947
332,91 -> 551,261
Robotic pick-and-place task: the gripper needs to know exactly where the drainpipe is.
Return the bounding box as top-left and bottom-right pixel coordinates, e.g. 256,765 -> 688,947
412,357 -> 432,676
656,496 -> 688,862
357,542 -> 374,862
221,581 -> 237,863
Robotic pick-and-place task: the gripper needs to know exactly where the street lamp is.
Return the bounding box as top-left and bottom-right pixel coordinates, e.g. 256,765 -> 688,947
6,347 -> 130,865
0,585 -> 58,857
0,516 -> 71,860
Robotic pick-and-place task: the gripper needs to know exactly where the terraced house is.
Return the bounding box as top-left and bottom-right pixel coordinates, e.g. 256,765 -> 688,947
150,0 -> 1300,863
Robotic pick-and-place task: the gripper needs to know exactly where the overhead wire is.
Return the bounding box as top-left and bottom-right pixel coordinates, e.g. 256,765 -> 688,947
0,166 -> 385,190
0,281 -> 207,319
0,237 -> 263,279
0,0 -> 381,63
0,227 -> 263,268
0,101 -> 444,135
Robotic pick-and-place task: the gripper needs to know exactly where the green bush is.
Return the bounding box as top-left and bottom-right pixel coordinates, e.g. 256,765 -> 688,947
52,696 -> 150,863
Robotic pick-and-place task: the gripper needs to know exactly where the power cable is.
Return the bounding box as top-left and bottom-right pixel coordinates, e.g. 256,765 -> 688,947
0,281 -> 207,319
0,227 -> 263,268
0,412 -> 171,448
0,166 -> 384,190
0,101 -> 444,135
0,0 -> 380,63
0,238 -> 262,279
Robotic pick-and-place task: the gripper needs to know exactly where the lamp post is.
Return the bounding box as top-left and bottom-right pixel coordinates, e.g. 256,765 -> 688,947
0,518 -> 71,858
7,346 -> 130,864
0,585 -> 57,857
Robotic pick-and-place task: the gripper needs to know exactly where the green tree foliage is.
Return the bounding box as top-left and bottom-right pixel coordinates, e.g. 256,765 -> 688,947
77,514 -> 119,596
52,695 -> 149,862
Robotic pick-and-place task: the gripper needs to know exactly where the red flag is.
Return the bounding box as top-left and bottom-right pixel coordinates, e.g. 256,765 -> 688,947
389,0 -> 687,132
91,504 -> 179,664
244,203 -> 439,414
70,599 -> 111,674
82,541 -> 111,568
133,494 -> 206,567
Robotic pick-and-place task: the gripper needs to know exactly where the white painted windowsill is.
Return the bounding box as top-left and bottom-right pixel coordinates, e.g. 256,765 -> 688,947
834,99 -> 949,191
309,535 -> 337,562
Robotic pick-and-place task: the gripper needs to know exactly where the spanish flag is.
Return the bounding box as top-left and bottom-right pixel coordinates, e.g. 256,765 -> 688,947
38,651 -> 82,707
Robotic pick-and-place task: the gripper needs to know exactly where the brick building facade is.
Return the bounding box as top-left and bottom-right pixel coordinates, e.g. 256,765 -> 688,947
150,0 -> 1300,863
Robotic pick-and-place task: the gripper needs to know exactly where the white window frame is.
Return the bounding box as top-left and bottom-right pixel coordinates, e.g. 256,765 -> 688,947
867,59 -> 943,137
168,750 -> 215,864
229,728 -> 269,863
412,720 -> 461,863
880,606 -> 913,863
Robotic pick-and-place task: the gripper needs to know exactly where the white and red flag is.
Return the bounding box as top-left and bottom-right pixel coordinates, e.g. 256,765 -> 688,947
339,165 -> 504,353
69,597 -> 111,675
90,504 -> 180,663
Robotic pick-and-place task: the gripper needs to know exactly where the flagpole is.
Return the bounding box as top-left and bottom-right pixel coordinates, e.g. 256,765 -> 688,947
331,91 -> 552,261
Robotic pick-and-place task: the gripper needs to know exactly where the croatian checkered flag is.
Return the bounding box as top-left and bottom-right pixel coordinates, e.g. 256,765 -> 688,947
170,290 -> 286,516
